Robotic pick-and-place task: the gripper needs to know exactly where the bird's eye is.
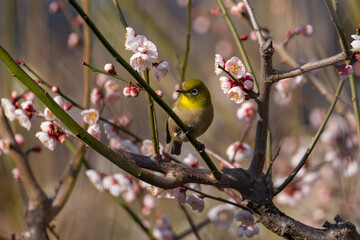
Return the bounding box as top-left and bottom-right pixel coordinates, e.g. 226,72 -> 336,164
191,88 -> 199,96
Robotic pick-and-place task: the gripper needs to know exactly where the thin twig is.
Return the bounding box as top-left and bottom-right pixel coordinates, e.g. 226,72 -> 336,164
179,203 -> 202,240
144,69 -> 160,158
179,0 -> 192,87
242,0 -> 265,45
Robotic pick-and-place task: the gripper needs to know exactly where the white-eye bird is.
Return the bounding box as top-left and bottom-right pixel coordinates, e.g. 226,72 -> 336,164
166,79 -> 214,155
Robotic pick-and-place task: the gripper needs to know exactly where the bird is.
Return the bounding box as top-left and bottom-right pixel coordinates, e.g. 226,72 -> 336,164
166,79 -> 214,155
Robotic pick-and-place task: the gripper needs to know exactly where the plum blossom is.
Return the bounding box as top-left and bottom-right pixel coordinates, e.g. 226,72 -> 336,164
90,88 -> 103,106
225,57 -> 245,79
20,101 -> 38,122
236,102 -> 257,122
153,214 -> 175,240
226,141 -> 252,162
54,96 -> 65,108
234,210 -> 254,226
142,194 -> 158,216
183,153 -> 199,168
208,204 -> 236,229
350,34 -> 360,51
219,76 -> 235,94
214,54 -> 225,75
140,139 -> 164,156
1,98 -> 16,121
123,85 -> 140,98
276,181 -> 310,206
35,132 -> 57,151
0,139 -> 10,154
81,108 -> 99,125
15,109 -> 32,131
12,168 -> 21,182
14,134 -> 24,147
87,124 -> 101,141
227,86 -> 246,104
44,108 -> 56,121
337,64 -> 354,81
154,61 -> 169,81
238,225 -> 260,238
186,194 -> 204,213
130,52 -> 153,72
125,27 -> 137,50
85,169 -> 105,191
129,35 -> 158,58
230,1 -> 246,15
102,173 -> 131,197
147,186 -> 186,205
103,121 -> 119,140
120,140 -> 140,154
275,75 -> 303,99
35,121 -> 67,150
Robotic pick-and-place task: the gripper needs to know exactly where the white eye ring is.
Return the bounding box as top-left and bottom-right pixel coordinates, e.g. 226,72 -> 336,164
191,88 -> 199,96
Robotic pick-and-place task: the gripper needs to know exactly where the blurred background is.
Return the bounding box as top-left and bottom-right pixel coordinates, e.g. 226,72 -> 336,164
0,0 -> 360,239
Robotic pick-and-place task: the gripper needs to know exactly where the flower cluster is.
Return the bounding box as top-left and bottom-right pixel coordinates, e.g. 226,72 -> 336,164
208,204 -> 236,229
235,210 -> 260,238
35,121 -> 67,151
85,169 -> 137,201
91,76 -> 122,105
286,25 -> 314,38
1,97 -> 38,131
81,108 -> 101,140
125,27 -> 169,80
337,63 -> 354,81
275,75 -> 303,100
215,54 -> 255,104
153,214 -> 175,240
226,141 -> 252,162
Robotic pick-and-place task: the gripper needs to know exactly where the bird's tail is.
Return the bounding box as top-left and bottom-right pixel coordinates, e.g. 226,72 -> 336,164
171,141 -> 182,155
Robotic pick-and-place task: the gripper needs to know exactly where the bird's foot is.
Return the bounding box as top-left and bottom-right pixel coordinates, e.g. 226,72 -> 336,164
185,125 -> 193,135
198,143 -> 205,153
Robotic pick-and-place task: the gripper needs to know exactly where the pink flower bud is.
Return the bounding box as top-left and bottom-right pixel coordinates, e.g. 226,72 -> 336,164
155,90 -> 163,98
15,134 -> 24,147
294,26 -> 302,34
63,103 -> 73,111
104,63 -> 117,75
15,60 -> 22,65
123,85 -> 132,98
74,15 -> 84,26
240,34 -> 248,41
12,168 -> 21,182
285,30 -> 291,38
58,133 -> 67,144
210,8 -> 219,16
51,86 -> 59,93
68,32 -> 81,49
32,146 -> 43,152
130,88 -> 140,98
90,88 -> 103,105
11,91 -> 19,101
243,80 -> 254,91
23,92 -> 36,102
49,1 -> 62,13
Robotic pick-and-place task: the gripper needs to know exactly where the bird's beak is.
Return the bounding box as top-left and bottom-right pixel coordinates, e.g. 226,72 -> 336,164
176,89 -> 187,94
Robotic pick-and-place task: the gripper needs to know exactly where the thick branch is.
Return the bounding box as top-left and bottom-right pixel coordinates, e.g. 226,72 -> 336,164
248,40 -> 273,178
272,51 -> 348,81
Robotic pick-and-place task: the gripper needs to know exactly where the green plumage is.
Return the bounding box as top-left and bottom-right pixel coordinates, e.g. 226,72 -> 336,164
166,79 -> 214,155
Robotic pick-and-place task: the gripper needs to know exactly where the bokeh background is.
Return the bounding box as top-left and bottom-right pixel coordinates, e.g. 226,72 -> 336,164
0,0 -> 360,239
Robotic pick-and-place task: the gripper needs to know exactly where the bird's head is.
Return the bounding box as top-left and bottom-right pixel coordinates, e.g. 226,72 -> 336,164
176,79 -> 212,107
